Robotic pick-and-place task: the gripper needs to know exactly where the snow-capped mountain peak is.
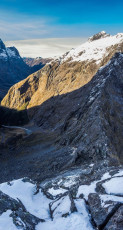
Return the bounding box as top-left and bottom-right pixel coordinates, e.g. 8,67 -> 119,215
6,46 -> 20,58
0,39 -> 21,60
61,32 -> 123,65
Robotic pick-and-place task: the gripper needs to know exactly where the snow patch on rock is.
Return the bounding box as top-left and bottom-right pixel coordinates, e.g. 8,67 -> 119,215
0,210 -> 18,230
102,177 -> 123,196
0,179 -> 51,219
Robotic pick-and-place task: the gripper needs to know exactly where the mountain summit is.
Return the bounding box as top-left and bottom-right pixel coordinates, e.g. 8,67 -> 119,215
88,31 -> 110,42
0,39 -> 32,100
0,40 -> 21,60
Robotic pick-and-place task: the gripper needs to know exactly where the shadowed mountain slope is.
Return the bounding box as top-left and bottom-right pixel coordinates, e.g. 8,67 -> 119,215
31,52 -> 123,164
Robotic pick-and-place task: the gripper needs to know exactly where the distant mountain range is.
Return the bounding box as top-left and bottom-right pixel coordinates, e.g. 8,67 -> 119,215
23,57 -> 53,73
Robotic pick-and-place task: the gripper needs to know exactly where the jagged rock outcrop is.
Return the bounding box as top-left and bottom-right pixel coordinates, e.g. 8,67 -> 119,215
88,31 -> 110,42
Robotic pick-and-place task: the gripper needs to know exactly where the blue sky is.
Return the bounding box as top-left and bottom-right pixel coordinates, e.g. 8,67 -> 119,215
0,0 -> 123,40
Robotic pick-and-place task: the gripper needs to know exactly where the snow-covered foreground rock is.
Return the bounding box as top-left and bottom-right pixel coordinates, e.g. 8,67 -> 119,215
0,166 -> 123,229
0,210 -> 17,230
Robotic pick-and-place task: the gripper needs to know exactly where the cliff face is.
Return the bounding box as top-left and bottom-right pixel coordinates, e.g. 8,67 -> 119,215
2,32 -> 123,111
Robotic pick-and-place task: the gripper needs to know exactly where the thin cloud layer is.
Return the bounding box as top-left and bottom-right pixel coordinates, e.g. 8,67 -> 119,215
5,38 -> 87,58
0,11 -> 53,41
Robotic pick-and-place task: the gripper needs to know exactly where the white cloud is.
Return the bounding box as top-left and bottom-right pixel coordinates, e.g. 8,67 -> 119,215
5,38 -> 87,58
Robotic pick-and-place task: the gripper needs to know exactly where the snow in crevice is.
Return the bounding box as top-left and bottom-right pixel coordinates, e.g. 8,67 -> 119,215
48,187 -> 68,196
6,48 -> 16,57
51,195 -> 71,219
36,212 -> 94,230
77,170 -> 123,200
6,48 -> 20,58
100,194 -> 123,208
36,198 -> 94,230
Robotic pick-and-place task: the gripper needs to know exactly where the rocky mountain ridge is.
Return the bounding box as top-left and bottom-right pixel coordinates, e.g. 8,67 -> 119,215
2,32 -> 123,110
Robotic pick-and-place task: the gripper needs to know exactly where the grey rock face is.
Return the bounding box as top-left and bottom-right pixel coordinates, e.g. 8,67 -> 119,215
104,205 -> 123,230
88,193 -> 121,229
0,190 -> 42,229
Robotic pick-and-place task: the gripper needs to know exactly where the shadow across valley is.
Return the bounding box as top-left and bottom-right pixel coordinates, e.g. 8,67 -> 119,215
0,105 -> 29,126
0,53 -> 123,183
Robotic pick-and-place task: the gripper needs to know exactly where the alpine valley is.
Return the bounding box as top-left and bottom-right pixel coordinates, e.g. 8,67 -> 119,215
0,31 -> 123,230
